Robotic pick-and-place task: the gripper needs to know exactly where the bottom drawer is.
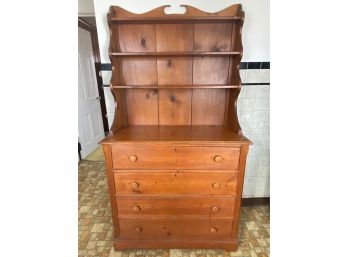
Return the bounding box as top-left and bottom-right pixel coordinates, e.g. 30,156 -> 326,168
118,217 -> 233,239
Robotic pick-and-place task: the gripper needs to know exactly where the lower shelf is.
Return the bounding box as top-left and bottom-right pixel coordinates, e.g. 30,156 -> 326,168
114,238 -> 239,251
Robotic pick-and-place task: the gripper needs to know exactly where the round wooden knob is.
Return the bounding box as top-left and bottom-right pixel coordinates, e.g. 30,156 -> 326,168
214,155 -> 223,162
210,228 -> 218,233
211,206 -> 219,213
131,182 -> 139,189
132,206 -> 141,212
135,227 -> 142,233
129,155 -> 138,162
212,182 -> 221,189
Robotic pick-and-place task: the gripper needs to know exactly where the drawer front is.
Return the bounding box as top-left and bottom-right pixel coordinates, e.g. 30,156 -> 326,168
112,146 -> 240,170
116,196 -> 235,217
114,171 -> 238,195
118,217 -> 233,239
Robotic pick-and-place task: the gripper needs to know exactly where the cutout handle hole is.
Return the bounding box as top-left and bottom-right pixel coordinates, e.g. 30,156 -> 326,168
164,5 -> 187,14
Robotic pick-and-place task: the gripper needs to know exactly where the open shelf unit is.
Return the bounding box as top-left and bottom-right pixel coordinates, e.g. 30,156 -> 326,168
107,4 -> 245,132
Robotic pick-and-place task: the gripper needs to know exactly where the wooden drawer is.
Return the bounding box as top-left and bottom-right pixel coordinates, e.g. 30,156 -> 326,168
112,146 -> 240,170
116,196 -> 235,217
114,171 -> 238,195
118,217 -> 233,239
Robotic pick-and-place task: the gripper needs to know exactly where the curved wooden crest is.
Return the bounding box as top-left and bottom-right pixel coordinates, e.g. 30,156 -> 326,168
108,4 -> 243,20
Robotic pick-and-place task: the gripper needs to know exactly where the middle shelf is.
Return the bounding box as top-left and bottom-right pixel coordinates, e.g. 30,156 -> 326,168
110,84 -> 240,89
109,51 -> 241,57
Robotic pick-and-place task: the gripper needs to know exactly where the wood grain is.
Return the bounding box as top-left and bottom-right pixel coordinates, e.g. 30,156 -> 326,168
111,146 -> 240,170
194,23 -> 232,52
118,24 -> 156,52
103,4 -> 250,251
114,238 -> 238,251
159,89 -> 192,125
108,5 -> 243,24
193,57 -> 230,85
116,195 -> 235,217
192,89 -> 227,125
114,171 -> 238,195
121,58 -> 157,85
102,126 -> 250,144
156,24 -> 193,52
102,145 -> 120,238
125,89 -> 158,125
157,58 -> 192,85
118,217 -> 233,239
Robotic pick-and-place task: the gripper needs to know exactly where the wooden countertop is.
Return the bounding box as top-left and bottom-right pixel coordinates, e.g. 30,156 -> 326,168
101,126 -> 251,145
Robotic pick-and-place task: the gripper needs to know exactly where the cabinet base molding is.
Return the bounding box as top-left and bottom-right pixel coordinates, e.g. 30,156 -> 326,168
114,238 -> 238,251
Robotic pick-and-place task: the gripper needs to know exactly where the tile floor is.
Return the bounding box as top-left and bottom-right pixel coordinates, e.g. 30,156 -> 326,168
84,146 -> 104,161
78,160 -> 270,257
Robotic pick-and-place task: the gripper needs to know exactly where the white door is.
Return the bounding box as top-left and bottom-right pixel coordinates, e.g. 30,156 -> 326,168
78,27 -> 104,158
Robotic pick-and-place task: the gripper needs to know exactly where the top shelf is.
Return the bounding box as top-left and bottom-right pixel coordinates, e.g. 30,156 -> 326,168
109,16 -> 243,24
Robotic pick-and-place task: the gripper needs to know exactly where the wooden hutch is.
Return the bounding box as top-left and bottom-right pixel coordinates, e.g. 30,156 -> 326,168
101,4 -> 251,250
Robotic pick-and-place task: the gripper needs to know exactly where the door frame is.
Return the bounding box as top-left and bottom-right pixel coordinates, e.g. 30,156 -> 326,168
78,17 -> 109,133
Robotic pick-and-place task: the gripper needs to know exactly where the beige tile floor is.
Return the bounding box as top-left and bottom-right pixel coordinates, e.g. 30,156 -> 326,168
78,160 -> 270,257
84,146 -> 104,161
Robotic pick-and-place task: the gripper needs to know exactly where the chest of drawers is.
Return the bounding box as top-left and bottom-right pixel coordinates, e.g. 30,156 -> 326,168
101,126 -> 250,250
101,4 -> 251,251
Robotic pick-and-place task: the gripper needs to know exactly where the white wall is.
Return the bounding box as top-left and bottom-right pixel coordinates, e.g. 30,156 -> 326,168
78,0 -> 95,16
93,0 -> 270,63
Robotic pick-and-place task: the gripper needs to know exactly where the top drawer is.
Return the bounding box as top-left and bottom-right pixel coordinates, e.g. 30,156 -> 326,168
111,146 -> 240,170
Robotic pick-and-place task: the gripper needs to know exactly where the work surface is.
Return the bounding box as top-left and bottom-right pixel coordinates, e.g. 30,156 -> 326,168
101,126 -> 251,145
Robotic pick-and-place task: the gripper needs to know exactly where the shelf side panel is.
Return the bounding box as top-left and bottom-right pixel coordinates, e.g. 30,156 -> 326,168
226,11 -> 245,135
107,9 -> 127,133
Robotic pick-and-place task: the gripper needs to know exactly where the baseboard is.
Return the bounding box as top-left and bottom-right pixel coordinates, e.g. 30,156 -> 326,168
78,142 -> 82,161
241,197 -> 270,206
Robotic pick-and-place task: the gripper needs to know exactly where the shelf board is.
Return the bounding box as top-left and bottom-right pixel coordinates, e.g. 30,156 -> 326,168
110,16 -> 243,24
101,125 -> 251,145
111,85 -> 240,89
109,51 -> 241,57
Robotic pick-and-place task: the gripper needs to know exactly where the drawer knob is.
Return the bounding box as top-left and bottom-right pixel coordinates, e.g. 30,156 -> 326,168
129,155 -> 138,162
132,206 -> 141,212
131,182 -> 139,189
210,227 -> 218,233
135,226 -> 142,233
212,182 -> 221,189
214,155 -> 223,162
211,206 -> 219,212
